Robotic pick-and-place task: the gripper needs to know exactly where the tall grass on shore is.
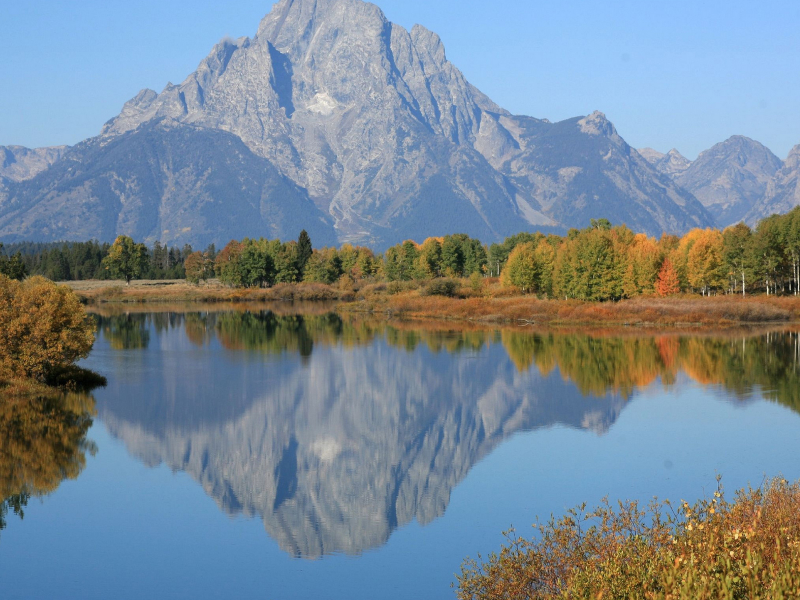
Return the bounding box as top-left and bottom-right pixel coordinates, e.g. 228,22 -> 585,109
457,477 -> 800,600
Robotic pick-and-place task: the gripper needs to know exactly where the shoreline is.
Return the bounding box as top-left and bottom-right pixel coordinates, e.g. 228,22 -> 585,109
66,279 -> 800,328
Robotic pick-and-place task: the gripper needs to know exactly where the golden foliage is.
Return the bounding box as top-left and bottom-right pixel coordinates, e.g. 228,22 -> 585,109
0,388 -> 96,532
0,275 -> 96,382
457,478 -> 800,600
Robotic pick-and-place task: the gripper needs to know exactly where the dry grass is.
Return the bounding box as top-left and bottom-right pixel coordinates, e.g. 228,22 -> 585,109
343,291 -> 798,326
69,279 -> 346,304
65,278 -> 800,326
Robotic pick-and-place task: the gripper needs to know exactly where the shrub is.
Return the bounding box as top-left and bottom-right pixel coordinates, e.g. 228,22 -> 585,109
0,275 -> 96,382
457,477 -> 800,600
423,279 -> 459,297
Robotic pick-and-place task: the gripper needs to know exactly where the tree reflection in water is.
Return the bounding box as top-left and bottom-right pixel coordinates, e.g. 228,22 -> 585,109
0,390 -> 96,534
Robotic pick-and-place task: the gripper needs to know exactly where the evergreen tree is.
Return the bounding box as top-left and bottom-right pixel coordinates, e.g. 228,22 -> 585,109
297,230 -> 313,275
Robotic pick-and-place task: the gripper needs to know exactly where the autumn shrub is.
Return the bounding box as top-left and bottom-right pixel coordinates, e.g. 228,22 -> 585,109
423,278 -> 459,297
457,477 -> 800,600
0,275 -> 96,382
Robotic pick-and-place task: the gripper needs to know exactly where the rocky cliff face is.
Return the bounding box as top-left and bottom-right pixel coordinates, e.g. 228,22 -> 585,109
0,0 -> 714,247
0,145 -> 67,183
745,145 -> 800,224
674,136 -> 783,226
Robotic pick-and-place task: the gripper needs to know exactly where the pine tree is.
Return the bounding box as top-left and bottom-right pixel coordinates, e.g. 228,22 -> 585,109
296,230 -> 313,276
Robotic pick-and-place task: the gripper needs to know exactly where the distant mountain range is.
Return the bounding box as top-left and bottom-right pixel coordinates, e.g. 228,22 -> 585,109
639,136 -> 797,227
1,0 -> 798,249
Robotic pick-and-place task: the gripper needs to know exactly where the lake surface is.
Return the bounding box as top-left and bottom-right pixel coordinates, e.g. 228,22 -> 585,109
2,306 -> 800,599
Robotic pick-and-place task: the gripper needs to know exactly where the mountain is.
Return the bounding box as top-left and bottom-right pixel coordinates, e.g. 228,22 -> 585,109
638,148 -> 692,177
0,145 -> 67,183
745,145 -> 800,224
0,121 -> 336,247
671,136 -> 784,226
0,0 -> 714,248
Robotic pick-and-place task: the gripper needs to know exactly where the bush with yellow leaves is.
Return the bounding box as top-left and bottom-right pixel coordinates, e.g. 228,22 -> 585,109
0,275 -> 96,383
457,477 -> 800,600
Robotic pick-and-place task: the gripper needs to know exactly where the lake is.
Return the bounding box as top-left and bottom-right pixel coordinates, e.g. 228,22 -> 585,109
2,306 -> 800,599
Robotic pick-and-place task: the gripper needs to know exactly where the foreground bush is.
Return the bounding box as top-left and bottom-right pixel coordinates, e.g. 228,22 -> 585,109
0,275 -> 96,382
457,477 -> 800,600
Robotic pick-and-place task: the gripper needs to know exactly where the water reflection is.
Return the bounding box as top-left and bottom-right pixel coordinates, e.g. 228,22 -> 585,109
0,391 -> 96,534
101,314 -> 151,350
89,309 -> 800,558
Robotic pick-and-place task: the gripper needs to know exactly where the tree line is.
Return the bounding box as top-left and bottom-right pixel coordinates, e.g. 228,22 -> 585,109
3,206 -> 800,298
0,240 -> 214,282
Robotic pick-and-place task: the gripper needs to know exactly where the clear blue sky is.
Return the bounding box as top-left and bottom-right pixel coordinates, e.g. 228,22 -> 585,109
1,0 -> 798,159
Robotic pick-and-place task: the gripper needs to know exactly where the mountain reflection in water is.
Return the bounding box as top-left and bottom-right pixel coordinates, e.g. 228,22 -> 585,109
85,310 -> 800,557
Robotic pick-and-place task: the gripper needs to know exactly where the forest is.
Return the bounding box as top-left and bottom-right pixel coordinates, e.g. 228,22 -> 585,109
2,207 -> 800,300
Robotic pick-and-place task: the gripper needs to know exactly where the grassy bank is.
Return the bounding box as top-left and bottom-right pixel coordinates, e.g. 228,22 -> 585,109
457,477 -> 800,600
66,278 -> 800,326
66,279 -> 347,304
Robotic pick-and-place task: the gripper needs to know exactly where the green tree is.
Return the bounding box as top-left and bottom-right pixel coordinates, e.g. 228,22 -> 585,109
441,235 -> 465,277
0,244 -> 27,281
722,223 -> 753,296
238,240 -> 276,288
750,217 -> 784,295
296,230 -> 313,276
102,236 -> 149,285
303,248 -> 343,284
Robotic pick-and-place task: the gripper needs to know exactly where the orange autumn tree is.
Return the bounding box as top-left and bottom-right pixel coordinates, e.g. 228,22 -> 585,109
655,257 -> 681,296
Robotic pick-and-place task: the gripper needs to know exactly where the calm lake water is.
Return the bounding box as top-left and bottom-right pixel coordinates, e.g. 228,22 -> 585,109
2,306 -> 800,599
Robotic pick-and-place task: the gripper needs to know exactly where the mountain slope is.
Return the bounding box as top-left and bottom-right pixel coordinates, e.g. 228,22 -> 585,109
745,145 -> 800,224
0,121 -> 337,247
674,136 -> 783,226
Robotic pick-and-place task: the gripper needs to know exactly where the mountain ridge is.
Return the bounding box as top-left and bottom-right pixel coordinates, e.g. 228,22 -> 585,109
11,0 -> 800,247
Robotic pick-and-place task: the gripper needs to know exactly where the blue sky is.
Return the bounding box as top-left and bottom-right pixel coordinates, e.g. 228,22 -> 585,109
1,0 -> 798,159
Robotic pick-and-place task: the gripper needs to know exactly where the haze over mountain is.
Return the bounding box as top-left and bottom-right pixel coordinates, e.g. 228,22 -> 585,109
0,0 -> 716,249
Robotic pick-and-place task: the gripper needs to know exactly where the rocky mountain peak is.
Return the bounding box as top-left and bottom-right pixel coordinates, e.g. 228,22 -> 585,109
638,146 -> 691,177
578,111 -> 617,138
676,135 -> 782,226
785,144 -> 800,170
